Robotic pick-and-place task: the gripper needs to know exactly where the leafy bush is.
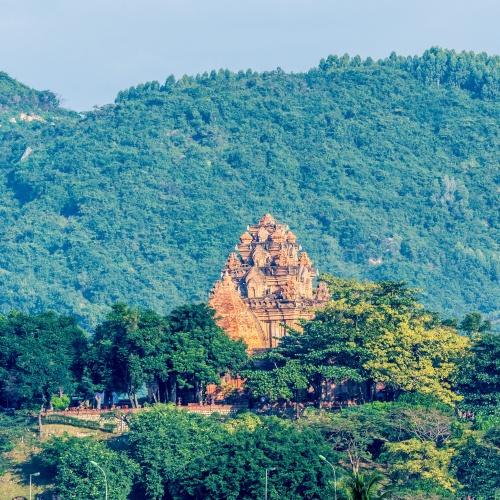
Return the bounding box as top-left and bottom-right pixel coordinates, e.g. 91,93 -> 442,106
37,436 -> 138,499
51,394 -> 70,410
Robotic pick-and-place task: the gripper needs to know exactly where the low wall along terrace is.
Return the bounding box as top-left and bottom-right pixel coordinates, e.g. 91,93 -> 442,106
43,404 -> 248,432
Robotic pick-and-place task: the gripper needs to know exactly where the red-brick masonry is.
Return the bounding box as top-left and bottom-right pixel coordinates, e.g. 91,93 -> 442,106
42,403 -> 249,418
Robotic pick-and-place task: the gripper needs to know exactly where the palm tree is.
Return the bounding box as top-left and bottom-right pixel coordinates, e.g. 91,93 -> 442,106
342,471 -> 389,500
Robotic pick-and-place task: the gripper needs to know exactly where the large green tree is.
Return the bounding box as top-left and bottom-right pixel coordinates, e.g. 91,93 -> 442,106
176,416 -> 333,500
37,436 -> 138,500
456,331 -> 500,415
165,304 -> 248,403
90,304 -> 170,407
451,421 -> 500,499
127,405 -> 224,499
127,405 -> 334,500
245,277 -> 469,406
91,303 -> 247,406
459,312 -> 492,336
0,311 -> 89,409
304,396 -> 461,498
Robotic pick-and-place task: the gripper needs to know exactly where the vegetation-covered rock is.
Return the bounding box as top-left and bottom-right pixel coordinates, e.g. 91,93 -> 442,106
0,48 -> 498,327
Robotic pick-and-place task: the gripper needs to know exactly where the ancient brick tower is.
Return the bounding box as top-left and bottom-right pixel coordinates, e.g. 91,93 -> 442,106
209,214 -> 330,352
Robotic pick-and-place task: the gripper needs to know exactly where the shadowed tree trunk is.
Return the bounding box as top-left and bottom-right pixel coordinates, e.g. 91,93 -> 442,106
158,380 -> 168,403
38,406 -> 43,439
167,375 -> 177,403
195,381 -> 203,404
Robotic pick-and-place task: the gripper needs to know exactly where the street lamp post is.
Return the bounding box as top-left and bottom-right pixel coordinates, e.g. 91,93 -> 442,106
319,455 -> 337,500
90,460 -> 108,500
264,467 -> 276,500
29,472 -> 40,500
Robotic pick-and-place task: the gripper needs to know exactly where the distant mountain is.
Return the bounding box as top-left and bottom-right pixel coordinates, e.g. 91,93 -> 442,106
0,48 -> 498,327
0,72 -> 59,112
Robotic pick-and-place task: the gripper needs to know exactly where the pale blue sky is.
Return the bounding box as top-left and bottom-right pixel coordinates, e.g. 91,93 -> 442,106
1,0 -> 498,110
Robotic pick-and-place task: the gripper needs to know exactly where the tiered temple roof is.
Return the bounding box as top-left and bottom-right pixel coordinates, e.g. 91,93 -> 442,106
209,214 -> 330,352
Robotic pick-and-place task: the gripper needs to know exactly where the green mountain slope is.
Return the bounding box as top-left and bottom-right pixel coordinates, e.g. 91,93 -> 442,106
0,48 -> 498,327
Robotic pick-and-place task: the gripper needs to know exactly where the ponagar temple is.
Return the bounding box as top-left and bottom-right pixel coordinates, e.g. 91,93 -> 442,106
209,214 -> 330,352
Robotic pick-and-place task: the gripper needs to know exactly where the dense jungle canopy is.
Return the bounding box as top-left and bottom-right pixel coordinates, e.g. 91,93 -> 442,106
0,48 -> 498,327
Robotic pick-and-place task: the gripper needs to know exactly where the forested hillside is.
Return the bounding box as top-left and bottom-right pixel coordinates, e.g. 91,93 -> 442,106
0,48 -> 498,327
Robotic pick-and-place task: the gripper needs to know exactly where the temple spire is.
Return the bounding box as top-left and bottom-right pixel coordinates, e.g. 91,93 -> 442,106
259,213 -> 276,225
209,214 -> 329,352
